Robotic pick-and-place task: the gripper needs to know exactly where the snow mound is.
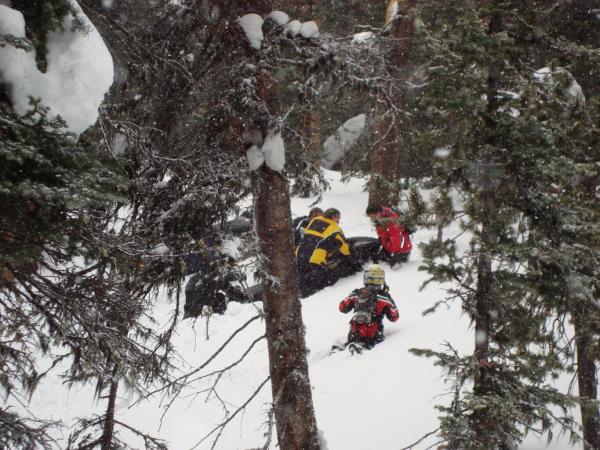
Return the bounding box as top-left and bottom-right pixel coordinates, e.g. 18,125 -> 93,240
246,144 -> 265,170
0,2 -> 113,137
351,31 -> 374,45
299,21 -> 319,39
0,4 -> 25,36
322,114 -> 366,169
238,13 -> 264,50
267,10 -> 290,26
261,132 -> 285,172
245,132 -> 286,172
284,19 -> 302,37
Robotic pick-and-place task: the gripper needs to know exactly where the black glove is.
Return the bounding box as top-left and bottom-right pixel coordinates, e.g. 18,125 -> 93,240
324,260 -> 340,270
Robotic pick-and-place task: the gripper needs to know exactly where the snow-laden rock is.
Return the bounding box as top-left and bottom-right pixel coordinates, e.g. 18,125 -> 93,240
322,114 -> 366,169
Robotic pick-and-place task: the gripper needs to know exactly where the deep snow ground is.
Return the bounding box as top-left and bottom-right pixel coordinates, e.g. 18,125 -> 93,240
24,171 -> 578,450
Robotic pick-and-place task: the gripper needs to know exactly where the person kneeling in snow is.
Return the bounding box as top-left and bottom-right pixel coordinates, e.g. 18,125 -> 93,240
296,208 -> 361,297
338,264 -> 398,351
365,205 -> 413,266
183,253 -> 244,318
292,206 -> 323,248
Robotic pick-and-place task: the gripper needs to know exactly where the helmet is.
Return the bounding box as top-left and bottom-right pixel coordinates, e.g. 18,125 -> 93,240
363,264 -> 385,286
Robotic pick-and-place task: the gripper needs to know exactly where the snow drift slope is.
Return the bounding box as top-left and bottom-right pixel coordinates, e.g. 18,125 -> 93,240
24,170 -> 576,450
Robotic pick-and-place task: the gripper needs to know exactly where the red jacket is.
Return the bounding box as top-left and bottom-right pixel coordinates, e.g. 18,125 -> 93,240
374,207 -> 412,254
339,288 -> 399,339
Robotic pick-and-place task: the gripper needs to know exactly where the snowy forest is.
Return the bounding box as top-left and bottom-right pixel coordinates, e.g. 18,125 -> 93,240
1,1 -> 600,449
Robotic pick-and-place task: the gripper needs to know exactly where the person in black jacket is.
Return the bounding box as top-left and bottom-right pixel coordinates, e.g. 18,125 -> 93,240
296,208 -> 361,297
292,207 -> 323,247
183,252 -> 244,318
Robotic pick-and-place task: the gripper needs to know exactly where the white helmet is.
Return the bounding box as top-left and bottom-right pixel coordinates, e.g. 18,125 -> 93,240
363,264 -> 385,286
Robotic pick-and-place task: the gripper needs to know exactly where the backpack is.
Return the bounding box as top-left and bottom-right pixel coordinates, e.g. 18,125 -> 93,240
352,287 -> 377,324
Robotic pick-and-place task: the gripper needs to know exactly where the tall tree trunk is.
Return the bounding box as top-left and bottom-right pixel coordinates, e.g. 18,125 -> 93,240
571,174 -> 600,450
573,311 -> 600,450
293,86 -> 322,198
370,98 -> 400,208
305,108 -> 321,169
471,187 -> 497,447
290,1 -> 323,198
470,7 -> 503,448
254,166 -> 321,450
368,0 -> 416,209
100,374 -> 119,450
253,27 -> 320,449
283,0 -> 322,23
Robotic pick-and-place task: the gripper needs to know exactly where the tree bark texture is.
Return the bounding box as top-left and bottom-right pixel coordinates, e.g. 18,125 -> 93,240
100,376 -> 119,450
471,187 -> 497,447
254,167 -> 321,450
368,0 -> 416,209
251,11 -> 320,447
305,108 -> 321,169
470,7 -> 503,448
279,0 -> 323,25
294,86 -> 322,198
572,170 -> 600,450
573,312 -> 600,450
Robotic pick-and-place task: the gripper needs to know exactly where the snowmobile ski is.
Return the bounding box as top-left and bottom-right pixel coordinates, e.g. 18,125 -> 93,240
330,342 -> 366,355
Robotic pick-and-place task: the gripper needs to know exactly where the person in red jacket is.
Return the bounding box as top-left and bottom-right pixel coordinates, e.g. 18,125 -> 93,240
366,205 -> 412,267
338,265 -> 399,352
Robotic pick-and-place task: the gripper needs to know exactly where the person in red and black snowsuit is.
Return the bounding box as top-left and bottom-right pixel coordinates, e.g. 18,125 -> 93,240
338,265 -> 399,350
366,205 -> 412,267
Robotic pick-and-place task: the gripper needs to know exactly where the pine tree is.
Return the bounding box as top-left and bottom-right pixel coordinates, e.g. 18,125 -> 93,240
1,5 -> 178,448
80,1 -> 326,448
536,5 -> 600,448
410,1 -> 600,448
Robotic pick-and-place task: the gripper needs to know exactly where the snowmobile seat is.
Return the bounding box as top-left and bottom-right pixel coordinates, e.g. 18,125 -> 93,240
225,283 -> 263,304
347,236 -> 380,265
